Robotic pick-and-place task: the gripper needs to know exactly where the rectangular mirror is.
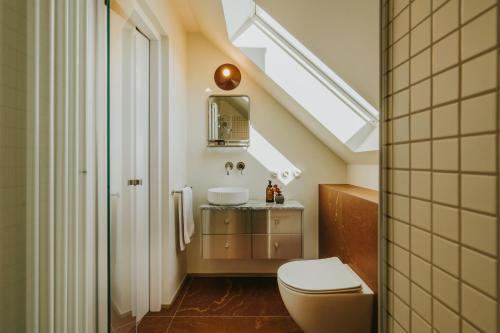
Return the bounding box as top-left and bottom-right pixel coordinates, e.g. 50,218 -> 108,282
208,95 -> 250,147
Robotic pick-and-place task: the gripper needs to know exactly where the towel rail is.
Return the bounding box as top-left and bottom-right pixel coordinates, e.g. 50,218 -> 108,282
171,186 -> 192,195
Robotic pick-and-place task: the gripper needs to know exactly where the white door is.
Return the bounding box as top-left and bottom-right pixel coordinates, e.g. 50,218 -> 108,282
134,29 -> 150,322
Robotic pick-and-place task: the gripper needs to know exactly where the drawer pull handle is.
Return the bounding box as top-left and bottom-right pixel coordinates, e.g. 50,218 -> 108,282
225,242 -> 230,249
274,219 -> 280,225
274,242 -> 279,249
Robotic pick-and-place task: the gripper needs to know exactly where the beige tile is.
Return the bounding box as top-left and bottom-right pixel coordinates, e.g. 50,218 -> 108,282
461,93 -> 497,134
411,18 -> 431,55
393,143 -> 410,168
411,283 -> 432,321
433,172 -> 459,206
393,116 -> 410,142
433,299 -> 460,333
432,31 -> 459,73
433,0 -> 459,41
461,8 -> 497,60
393,170 -> 410,195
410,49 -> 431,83
462,320 -> 481,333
393,61 -> 410,92
393,295 -> 410,330
433,103 -> 459,138
393,245 -> 410,276
433,235 -> 459,276
461,283 -> 498,333
461,0 -> 497,23
433,138 -> 459,171
411,227 -> 431,260
393,269 -> 410,303
461,210 -> 497,256
393,220 -> 410,249
394,0 -> 410,17
432,204 -> 459,241
411,198 -> 431,230
411,312 -> 431,333
432,0 -> 448,11
461,174 -> 497,214
462,50 -> 497,97
394,7 -> 410,41
412,0 -> 432,27
461,134 -> 496,173
410,111 -> 431,140
411,141 -> 431,169
433,266 -> 460,311
411,255 -> 432,291
433,66 -> 459,105
393,194 -> 410,222
461,247 -> 497,298
393,89 -> 410,117
393,35 -> 410,67
410,79 -> 431,111
411,171 -> 431,199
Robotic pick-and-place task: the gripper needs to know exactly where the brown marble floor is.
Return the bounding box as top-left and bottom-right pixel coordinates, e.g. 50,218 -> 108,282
112,276 -> 303,333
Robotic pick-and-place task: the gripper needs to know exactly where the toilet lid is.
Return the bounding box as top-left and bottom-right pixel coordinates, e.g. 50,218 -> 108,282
278,257 -> 362,293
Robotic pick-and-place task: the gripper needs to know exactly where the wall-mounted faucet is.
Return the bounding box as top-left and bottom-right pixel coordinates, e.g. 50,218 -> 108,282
225,161 -> 234,175
236,161 -> 245,174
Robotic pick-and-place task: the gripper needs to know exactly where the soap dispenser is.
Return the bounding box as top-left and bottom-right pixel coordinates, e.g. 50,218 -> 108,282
266,180 -> 274,203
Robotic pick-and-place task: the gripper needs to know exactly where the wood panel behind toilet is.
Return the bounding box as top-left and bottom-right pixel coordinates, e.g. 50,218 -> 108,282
319,184 -> 378,293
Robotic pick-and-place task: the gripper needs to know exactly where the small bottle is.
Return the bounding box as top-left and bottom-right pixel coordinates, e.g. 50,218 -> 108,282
266,180 -> 274,203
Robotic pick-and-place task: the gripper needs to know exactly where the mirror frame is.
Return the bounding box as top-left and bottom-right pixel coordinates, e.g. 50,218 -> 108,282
207,94 -> 250,147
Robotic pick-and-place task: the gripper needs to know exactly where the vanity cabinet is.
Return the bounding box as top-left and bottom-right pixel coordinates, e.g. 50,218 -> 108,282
200,201 -> 303,260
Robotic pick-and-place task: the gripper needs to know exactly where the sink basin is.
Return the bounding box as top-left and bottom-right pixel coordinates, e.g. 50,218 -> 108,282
207,187 -> 249,206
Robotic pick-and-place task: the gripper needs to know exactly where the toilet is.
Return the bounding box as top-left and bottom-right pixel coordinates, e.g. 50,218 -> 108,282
277,257 -> 374,333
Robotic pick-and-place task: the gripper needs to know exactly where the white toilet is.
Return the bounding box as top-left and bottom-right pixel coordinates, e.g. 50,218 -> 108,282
277,257 -> 374,333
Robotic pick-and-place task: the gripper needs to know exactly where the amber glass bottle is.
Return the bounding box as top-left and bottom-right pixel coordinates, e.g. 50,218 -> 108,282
266,180 -> 274,203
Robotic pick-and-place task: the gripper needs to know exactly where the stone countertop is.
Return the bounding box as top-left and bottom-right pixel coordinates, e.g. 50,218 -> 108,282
200,199 -> 304,210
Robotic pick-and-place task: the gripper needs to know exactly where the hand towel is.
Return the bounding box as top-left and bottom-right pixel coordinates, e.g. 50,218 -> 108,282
182,186 -> 195,245
177,194 -> 185,251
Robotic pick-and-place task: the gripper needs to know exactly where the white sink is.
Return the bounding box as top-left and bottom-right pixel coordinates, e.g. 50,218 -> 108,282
207,187 -> 249,206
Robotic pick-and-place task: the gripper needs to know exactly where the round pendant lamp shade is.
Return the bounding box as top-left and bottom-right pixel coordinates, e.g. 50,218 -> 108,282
214,63 -> 241,90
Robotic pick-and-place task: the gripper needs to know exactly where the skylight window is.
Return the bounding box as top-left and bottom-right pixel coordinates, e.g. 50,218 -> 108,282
222,1 -> 379,151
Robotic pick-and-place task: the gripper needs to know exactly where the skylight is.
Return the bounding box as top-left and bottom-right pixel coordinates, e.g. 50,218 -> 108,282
222,1 -> 379,151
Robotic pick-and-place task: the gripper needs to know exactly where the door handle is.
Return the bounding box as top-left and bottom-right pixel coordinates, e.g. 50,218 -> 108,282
127,179 -> 143,186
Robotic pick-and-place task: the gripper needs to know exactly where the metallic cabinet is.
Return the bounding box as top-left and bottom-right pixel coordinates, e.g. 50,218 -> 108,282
201,207 -> 303,260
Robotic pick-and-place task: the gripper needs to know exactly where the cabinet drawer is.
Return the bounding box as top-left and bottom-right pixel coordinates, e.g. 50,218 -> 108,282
202,210 -> 251,234
252,210 -> 302,234
252,234 -> 302,259
202,235 -> 252,259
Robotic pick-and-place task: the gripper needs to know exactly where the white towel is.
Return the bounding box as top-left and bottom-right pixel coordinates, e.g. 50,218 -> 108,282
177,194 -> 185,251
182,186 -> 195,245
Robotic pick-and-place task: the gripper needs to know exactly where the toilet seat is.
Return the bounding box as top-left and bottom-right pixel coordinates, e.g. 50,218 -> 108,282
277,257 -> 362,294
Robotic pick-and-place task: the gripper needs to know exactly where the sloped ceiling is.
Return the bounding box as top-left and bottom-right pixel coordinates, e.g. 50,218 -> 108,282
172,0 -> 378,164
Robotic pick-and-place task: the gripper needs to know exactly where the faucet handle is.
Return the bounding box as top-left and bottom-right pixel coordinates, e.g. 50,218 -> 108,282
236,161 -> 245,174
225,161 -> 234,175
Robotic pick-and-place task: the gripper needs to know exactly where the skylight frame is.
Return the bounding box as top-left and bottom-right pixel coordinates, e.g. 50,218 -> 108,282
252,5 -> 379,124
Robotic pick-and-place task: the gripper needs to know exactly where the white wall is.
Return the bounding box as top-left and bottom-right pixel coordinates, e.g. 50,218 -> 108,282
347,164 -> 379,191
256,0 -> 380,110
186,33 -> 347,273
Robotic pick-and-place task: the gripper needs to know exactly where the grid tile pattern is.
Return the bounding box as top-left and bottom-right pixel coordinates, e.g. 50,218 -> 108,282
382,0 -> 499,332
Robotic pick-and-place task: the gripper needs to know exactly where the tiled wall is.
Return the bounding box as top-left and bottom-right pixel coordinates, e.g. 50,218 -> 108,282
0,1 -> 27,331
382,0 -> 499,332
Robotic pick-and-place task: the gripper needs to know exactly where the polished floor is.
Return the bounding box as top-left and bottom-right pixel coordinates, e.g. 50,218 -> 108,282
113,276 -> 303,333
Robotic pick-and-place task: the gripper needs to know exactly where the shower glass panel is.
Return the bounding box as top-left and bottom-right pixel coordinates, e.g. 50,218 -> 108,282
1,1 -> 93,332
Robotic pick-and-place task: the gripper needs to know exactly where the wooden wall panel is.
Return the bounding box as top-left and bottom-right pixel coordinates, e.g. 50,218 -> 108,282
319,184 -> 378,293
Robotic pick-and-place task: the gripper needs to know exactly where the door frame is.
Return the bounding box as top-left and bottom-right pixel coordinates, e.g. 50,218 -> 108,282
98,1 -> 168,331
